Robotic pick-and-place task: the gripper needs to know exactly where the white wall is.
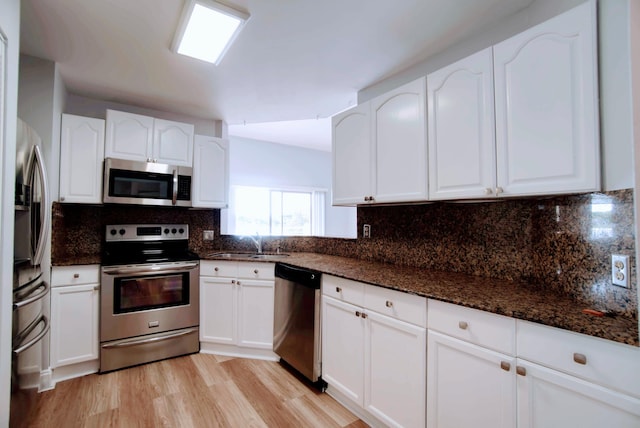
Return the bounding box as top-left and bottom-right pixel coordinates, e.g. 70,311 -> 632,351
0,0 -> 22,424
358,0 -> 633,191
222,136 -> 356,238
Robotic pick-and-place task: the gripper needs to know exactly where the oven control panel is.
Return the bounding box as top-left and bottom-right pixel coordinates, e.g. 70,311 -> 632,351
105,224 -> 189,241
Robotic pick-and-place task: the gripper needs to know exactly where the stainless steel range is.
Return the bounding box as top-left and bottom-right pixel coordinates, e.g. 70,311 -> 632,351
99,224 -> 199,373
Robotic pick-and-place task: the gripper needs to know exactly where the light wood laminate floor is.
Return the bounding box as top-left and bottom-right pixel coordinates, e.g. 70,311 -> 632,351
22,353 -> 368,427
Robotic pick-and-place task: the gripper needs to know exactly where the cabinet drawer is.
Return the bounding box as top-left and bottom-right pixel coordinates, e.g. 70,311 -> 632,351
238,262 -> 275,280
200,260 -> 237,277
428,299 -> 516,355
51,265 -> 100,287
322,275 -> 365,306
364,286 -> 426,327
517,320 -> 640,398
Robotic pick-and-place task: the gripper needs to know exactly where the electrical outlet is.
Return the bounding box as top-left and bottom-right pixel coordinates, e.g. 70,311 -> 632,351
203,230 -> 214,241
611,254 -> 629,287
363,224 -> 371,238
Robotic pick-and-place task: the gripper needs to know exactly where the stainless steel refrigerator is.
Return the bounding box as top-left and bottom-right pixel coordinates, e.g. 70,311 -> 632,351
10,119 -> 50,427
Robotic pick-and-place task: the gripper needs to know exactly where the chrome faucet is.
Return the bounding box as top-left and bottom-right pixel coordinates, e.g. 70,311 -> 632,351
243,233 -> 263,253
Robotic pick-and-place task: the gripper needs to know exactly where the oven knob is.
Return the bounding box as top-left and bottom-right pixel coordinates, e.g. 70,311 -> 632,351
171,228 -> 177,234
179,228 -> 184,234
164,228 -> 170,234
119,229 -> 125,235
110,229 -> 117,236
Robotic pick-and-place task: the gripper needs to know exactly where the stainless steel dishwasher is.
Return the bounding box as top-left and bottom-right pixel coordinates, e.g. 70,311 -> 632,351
273,263 -> 324,386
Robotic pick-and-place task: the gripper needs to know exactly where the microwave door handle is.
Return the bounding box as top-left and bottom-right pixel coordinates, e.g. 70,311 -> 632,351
29,145 -> 50,266
172,169 -> 178,206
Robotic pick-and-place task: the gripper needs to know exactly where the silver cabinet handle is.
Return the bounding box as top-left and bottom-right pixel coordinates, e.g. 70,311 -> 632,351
573,353 -> 587,365
516,366 -> 526,376
385,300 -> 393,307
458,321 -> 468,330
500,361 -> 511,371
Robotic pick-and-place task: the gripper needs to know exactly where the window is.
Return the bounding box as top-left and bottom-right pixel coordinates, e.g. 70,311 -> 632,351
227,186 -> 326,236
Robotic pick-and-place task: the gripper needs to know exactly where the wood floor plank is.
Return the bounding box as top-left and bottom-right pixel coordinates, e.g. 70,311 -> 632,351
221,358 -> 306,428
22,354 -> 368,428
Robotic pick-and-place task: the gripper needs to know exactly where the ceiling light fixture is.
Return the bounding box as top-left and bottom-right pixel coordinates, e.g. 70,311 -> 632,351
172,0 -> 249,65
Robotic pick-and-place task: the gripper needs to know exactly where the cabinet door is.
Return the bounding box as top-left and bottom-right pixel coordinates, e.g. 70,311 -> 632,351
322,296 -> 365,405
59,114 -> 105,203
152,118 -> 194,166
104,110 -> 153,162
428,48 -> 496,200
517,360 -> 640,428
199,277 -> 235,344
50,284 -> 100,368
427,331 -> 516,428
237,279 -> 274,349
365,311 -> 426,428
192,135 -> 229,208
332,103 -> 372,205
371,77 -> 427,203
493,1 -> 599,196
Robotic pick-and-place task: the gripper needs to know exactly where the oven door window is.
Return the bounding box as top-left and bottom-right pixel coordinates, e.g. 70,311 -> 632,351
109,169 -> 173,200
114,273 -> 189,313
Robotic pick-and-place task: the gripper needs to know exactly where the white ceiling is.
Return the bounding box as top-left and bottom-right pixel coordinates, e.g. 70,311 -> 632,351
20,0 -> 532,151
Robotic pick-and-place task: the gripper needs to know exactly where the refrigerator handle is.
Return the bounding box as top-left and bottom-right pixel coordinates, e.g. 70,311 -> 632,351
13,314 -> 50,355
30,145 -> 50,266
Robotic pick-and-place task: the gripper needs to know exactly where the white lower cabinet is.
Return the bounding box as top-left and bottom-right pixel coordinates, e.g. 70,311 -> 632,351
427,331 -> 516,428
199,261 -> 276,359
427,300 -> 640,428
322,275 -> 426,428
50,265 -> 100,382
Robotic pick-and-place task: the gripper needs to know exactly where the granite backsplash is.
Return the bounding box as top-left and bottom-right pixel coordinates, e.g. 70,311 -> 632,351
51,189 -> 637,318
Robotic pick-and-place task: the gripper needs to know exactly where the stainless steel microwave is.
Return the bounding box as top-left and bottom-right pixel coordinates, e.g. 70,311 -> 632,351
103,158 -> 192,207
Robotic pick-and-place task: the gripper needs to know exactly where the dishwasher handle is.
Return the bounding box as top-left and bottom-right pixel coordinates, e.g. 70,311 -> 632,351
275,263 -> 322,289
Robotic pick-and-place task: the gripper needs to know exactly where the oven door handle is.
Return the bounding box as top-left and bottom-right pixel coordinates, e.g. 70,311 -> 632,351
102,262 -> 199,276
101,327 -> 199,349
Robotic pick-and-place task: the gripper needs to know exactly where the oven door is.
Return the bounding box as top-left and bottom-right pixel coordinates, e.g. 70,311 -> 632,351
100,261 -> 199,342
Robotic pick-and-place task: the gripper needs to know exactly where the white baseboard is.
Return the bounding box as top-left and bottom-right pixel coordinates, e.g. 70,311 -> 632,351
38,368 -> 53,392
51,360 -> 99,386
199,342 -> 279,361
325,385 -> 387,428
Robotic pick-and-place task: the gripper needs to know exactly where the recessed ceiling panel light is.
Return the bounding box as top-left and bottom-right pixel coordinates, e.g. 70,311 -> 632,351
172,0 -> 249,65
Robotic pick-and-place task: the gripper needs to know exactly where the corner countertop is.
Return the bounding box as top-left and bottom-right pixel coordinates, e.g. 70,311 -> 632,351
202,252 -> 639,346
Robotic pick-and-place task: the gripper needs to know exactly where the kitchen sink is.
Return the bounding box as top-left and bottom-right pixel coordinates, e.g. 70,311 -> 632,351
208,252 -> 289,260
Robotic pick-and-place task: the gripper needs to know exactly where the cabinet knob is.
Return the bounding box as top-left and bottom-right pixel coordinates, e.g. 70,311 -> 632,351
336,287 -> 342,293
214,267 -> 219,272
495,187 -> 504,195
237,280 -> 241,286
60,196 -> 65,201
254,269 -> 259,274
363,196 -> 369,202
231,279 -> 236,284
93,285 -> 100,291
516,366 -> 526,377
355,310 -> 361,317
500,361 -> 511,372
147,157 -> 151,162
573,353 -> 587,365
73,273 -> 80,279
484,188 -> 492,195
458,321 -> 468,330
361,312 -> 368,319
385,300 -> 393,308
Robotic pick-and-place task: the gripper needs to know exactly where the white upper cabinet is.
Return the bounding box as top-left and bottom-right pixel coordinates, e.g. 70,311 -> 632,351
493,1 -> 599,196
428,48 -> 497,200
104,110 -> 153,162
152,118 -> 194,166
192,135 -> 229,208
371,77 -> 427,204
105,110 -> 194,166
59,114 -> 105,204
332,77 -> 427,206
332,103 -> 372,205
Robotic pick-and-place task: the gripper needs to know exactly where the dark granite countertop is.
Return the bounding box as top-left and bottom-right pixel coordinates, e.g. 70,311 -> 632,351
201,252 -> 639,347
